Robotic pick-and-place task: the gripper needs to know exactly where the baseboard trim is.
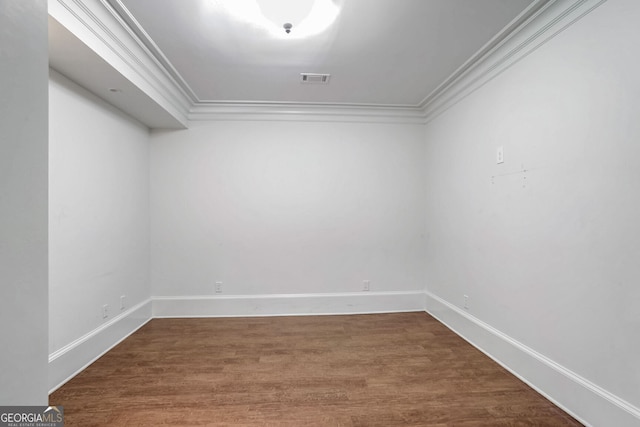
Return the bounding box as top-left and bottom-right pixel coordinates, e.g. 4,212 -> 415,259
152,291 -> 425,318
425,291 -> 640,427
48,299 -> 152,394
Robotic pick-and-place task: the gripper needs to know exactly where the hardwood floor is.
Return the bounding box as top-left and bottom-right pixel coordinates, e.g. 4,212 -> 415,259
50,312 -> 582,426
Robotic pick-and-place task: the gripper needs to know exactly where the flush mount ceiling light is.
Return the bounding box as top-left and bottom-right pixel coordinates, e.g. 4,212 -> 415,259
217,0 -> 340,39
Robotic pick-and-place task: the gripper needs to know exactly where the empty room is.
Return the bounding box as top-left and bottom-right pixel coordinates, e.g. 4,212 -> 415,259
1,0 -> 639,425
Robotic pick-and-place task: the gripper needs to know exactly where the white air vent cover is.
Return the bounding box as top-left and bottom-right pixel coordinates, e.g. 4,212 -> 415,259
300,73 -> 331,84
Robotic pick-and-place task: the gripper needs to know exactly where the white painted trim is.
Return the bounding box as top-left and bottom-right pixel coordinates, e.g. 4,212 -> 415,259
48,289 -> 640,427
425,291 -> 640,427
105,0 -> 199,103
152,291 -> 425,318
49,0 -> 609,126
418,0 -> 553,109
48,0 -> 191,126
421,0 -> 608,122
48,299 -> 152,394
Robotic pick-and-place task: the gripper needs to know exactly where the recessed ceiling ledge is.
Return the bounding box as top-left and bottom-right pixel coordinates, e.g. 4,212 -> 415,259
49,0 -> 192,128
48,0 -> 608,129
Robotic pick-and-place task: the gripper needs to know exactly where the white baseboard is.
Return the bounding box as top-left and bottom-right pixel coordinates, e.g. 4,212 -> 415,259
48,299 -> 152,393
152,291 -> 425,318
51,290 -> 638,427
425,291 -> 640,427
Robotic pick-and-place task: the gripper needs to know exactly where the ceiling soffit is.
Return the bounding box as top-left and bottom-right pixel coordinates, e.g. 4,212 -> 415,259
48,0 -> 606,127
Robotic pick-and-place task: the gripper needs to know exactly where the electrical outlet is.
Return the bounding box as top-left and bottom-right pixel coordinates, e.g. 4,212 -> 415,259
463,295 -> 469,310
102,304 -> 109,319
120,295 -> 126,310
363,280 -> 370,292
496,146 -> 504,164
215,281 -> 223,294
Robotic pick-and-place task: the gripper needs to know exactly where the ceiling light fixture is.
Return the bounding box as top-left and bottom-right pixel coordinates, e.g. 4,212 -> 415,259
217,0 -> 340,39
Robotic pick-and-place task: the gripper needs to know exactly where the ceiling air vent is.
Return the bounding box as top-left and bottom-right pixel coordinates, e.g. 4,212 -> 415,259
300,73 -> 331,84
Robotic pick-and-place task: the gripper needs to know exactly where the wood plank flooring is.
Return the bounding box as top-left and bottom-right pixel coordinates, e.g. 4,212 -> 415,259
50,312 -> 582,426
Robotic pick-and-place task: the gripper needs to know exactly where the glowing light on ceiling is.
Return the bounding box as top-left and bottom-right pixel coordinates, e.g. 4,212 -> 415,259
216,0 -> 340,39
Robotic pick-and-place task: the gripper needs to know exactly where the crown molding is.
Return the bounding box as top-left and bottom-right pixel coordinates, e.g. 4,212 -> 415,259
418,0 -> 554,111
420,0 -> 609,123
104,0 -> 200,103
49,0 -> 191,127
50,0 -> 609,127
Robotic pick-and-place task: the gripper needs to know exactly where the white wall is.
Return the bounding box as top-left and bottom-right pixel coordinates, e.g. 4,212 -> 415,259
42,1 -> 640,423
150,120 -> 426,313
48,70 -> 151,388
0,0 -> 49,405
423,0 -> 640,424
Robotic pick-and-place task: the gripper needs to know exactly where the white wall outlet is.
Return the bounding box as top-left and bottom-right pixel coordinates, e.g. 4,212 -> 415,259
120,295 -> 126,310
363,280 -> 370,291
463,295 -> 469,310
496,146 -> 504,164
215,281 -> 223,294
102,304 -> 109,319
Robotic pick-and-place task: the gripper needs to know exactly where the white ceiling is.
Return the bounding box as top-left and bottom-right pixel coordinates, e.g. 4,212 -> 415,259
48,0 -> 545,127
112,0 -> 534,106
